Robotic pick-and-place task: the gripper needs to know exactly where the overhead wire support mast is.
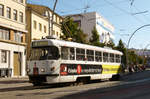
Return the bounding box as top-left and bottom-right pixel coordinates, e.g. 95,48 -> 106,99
47,0 -> 58,38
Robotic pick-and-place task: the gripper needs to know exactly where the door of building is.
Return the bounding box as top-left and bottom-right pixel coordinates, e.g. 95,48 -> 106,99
13,52 -> 21,76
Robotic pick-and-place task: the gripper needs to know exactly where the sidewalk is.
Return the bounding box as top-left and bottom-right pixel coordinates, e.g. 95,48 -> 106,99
0,76 -> 31,89
0,76 -> 29,84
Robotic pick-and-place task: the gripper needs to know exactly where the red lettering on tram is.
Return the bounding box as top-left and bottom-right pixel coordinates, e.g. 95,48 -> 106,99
77,64 -> 82,74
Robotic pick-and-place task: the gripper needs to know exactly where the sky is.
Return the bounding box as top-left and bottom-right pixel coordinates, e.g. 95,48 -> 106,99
27,0 -> 150,49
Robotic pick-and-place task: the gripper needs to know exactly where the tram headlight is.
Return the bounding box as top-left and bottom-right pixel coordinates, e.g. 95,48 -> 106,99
41,68 -> 45,72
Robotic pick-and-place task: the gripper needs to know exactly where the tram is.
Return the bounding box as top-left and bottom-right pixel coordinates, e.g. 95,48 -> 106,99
27,38 -> 123,85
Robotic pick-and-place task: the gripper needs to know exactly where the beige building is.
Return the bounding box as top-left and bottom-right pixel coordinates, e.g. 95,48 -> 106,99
26,4 -> 63,60
0,0 -> 27,77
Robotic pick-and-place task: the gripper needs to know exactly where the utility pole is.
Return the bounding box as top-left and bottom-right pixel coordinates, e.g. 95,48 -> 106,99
51,0 -> 58,37
47,0 -> 58,38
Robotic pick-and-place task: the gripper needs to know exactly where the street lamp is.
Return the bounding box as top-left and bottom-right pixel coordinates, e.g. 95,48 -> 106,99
126,24 -> 150,72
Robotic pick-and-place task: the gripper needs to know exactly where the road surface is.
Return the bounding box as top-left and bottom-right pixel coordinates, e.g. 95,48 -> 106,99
0,69 -> 150,99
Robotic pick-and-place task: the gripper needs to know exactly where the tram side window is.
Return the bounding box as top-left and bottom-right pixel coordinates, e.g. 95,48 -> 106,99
70,48 -> 75,60
110,53 -> 115,62
87,50 -> 94,61
76,48 -> 85,61
116,55 -> 121,63
61,47 -> 69,60
95,51 -> 102,62
103,52 -> 108,62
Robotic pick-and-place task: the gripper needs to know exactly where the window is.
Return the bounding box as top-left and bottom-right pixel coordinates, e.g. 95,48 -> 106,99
13,9 -> 17,21
95,51 -> 102,62
61,47 -> 69,60
52,30 -> 55,35
76,48 -> 85,61
61,47 -> 75,60
7,7 -> 11,19
44,26 -> 46,33
14,31 -> 22,43
0,4 -> 4,16
1,50 -> 7,63
110,53 -> 114,62
86,50 -> 94,61
56,16 -> 58,23
70,48 -> 75,60
19,0 -> 23,3
103,52 -> 108,62
59,19 -> 62,24
30,46 -> 59,60
56,32 -> 59,36
39,23 -> 42,31
33,20 -> 37,29
19,12 -> 23,23
116,55 -> 121,63
54,15 -> 56,22
0,28 -> 10,40
0,29 -> 2,39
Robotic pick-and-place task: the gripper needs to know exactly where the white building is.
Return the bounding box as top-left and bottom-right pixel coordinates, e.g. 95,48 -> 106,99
0,0 -> 27,77
66,12 -> 114,43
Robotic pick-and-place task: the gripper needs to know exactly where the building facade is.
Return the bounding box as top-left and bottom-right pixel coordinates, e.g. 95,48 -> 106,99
26,4 -> 63,60
0,0 -> 27,77
66,12 -> 114,43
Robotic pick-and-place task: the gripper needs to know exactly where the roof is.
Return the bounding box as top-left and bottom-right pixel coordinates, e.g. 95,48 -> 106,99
27,3 -> 63,19
33,39 -> 123,55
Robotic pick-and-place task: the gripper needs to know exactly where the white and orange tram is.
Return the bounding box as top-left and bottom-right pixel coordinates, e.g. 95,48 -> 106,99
27,38 -> 123,85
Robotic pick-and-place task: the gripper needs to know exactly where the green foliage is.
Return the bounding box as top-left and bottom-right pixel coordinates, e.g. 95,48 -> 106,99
61,17 -> 88,44
116,39 -> 127,66
89,26 -> 105,47
90,26 -> 99,43
107,39 -> 115,49
116,39 -> 145,68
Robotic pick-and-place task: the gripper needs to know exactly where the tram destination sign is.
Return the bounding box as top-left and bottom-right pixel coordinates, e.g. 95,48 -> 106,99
32,41 -> 48,47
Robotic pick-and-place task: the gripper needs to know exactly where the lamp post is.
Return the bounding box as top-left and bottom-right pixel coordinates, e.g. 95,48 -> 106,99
126,24 -> 150,72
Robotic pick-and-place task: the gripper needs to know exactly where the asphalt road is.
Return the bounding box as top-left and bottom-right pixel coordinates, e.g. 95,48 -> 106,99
59,73 -> 150,99
0,69 -> 150,99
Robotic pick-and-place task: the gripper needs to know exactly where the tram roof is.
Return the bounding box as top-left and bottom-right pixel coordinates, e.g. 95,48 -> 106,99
33,39 -> 123,55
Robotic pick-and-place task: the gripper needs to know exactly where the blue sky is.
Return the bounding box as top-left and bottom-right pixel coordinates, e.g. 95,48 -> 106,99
27,0 -> 150,49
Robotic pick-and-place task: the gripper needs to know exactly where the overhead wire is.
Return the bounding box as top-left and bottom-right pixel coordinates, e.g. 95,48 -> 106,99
56,0 -> 129,15
132,5 -> 150,23
103,0 -> 145,24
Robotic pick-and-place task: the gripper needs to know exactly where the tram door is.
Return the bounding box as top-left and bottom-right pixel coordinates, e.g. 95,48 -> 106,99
13,52 -> 21,76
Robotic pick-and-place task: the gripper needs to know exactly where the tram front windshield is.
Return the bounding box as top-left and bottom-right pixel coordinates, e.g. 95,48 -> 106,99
30,46 -> 59,60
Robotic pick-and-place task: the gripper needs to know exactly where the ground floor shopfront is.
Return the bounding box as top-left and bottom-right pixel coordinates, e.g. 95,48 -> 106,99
0,42 -> 26,77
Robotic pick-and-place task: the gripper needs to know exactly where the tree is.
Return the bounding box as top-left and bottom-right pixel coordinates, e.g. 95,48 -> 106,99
107,39 -> 115,49
61,17 -> 88,44
89,26 -> 105,47
116,39 -> 127,66
90,26 -> 99,43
